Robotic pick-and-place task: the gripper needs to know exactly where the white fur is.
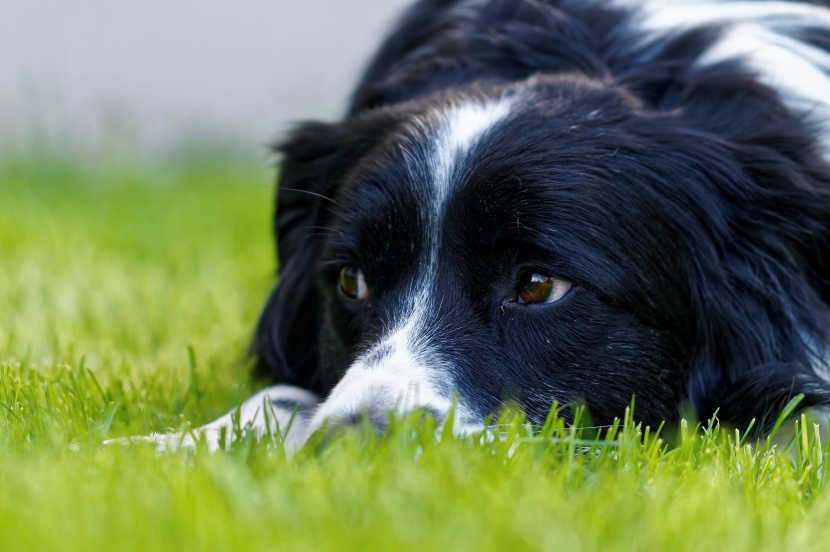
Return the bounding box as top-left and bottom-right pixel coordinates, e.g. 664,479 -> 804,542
429,98 -> 515,216
623,1 -> 830,448
117,100 -> 516,454
701,26 -> 830,151
305,344 -> 454,434
119,2 -> 830,455
304,99 -> 517,439
105,385 -> 319,454
620,0 -> 830,152
625,0 -> 830,29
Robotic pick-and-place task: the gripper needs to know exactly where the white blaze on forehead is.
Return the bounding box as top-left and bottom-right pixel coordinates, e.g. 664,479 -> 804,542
397,95 -> 519,328
307,98 -> 517,436
429,97 -> 517,217
616,0 -> 830,153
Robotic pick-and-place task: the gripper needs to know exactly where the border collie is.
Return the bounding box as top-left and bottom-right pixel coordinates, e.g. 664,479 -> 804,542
145,0 -> 830,452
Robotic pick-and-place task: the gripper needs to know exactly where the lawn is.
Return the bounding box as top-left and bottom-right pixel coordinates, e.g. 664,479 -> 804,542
1,153 -> 829,551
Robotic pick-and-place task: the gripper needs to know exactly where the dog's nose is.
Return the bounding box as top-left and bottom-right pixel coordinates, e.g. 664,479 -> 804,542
340,410 -> 391,434
304,412 -> 384,451
341,405 -> 444,432
306,406 -> 445,449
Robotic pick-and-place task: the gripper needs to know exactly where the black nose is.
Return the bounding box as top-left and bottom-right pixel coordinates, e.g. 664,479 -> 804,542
338,409 -> 394,436
305,411 -> 388,451
340,410 -> 390,434
307,407 -> 445,450
340,406 -> 444,433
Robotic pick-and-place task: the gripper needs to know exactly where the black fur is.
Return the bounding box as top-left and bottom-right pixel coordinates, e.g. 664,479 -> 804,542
255,0 -> 830,432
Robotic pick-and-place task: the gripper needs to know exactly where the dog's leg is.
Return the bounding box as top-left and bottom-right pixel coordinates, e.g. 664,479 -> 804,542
105,385 -> 320,454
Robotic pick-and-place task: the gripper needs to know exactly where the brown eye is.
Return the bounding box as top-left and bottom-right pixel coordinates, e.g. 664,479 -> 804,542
517,272 -> 572,305
339,266 -> 369,300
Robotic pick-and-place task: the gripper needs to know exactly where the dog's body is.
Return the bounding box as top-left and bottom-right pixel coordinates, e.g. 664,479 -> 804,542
148,0 -> 830,452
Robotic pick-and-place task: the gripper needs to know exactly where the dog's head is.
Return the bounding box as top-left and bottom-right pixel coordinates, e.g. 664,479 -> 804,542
254,68 -> 830,436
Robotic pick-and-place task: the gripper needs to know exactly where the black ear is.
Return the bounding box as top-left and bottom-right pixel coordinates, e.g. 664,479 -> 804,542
251,122 -> 346,393
251,111 -> 399,392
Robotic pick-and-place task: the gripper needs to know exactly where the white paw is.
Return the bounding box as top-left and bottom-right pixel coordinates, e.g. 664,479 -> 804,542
103,385 -> 320,455
103,428 -> 226,454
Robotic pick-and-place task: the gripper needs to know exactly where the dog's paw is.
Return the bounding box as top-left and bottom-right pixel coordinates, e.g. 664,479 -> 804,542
103,385 -> 320,455
103,428 -> 225,454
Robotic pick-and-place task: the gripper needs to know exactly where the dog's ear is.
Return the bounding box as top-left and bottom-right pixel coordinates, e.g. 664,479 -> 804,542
673,66 -> 830,429
251,121 -> 347,393
252,112 -> 399,393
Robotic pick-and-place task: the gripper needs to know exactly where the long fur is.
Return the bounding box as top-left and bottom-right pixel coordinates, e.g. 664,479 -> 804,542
254,0 -> 830,435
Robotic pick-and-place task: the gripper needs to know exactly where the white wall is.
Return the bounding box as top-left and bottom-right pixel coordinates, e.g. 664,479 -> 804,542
0,0 -> 411,158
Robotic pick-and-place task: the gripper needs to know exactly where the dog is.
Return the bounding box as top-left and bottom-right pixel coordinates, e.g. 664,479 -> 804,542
140,0 -> 830,453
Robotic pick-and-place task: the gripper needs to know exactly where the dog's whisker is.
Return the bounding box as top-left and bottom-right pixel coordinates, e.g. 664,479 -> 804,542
301,232 -> 336,241
305,225 -> 338,232
279,186 -> 340,206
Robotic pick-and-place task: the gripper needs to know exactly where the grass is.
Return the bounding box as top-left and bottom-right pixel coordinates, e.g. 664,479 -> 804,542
2,153 -> 830,551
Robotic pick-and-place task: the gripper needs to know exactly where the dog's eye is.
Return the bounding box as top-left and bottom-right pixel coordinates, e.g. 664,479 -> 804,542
339,266 -> 369,300
516,272 -> 572,305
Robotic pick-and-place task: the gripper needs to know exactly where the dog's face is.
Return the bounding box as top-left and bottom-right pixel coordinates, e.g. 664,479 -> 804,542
256,72 -> 830,435
309,76 -> 691,433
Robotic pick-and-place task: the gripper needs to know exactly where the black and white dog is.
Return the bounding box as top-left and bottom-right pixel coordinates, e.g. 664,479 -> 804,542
147,0 -> 830,452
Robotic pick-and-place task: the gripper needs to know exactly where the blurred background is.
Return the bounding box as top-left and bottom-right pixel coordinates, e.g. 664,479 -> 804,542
0,0 -> 412,374
0,0 -> 411,162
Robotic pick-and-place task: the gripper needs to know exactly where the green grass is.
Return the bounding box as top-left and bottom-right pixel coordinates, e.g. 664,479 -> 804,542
2,154 -> 830,551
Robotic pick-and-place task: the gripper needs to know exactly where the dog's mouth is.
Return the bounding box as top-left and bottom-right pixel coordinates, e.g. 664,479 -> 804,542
294,361 -> 490,450
300,404 -> 487,453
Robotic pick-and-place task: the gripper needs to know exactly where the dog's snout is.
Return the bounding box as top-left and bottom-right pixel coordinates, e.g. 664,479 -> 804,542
305,409 -> 388,450
322,405 -> 443,434
341,410 -> 391,434
415,406 -> 443,422
305,403 -> 449,449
